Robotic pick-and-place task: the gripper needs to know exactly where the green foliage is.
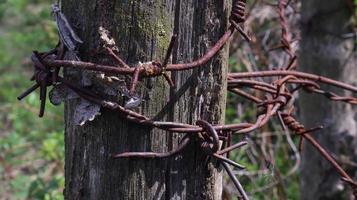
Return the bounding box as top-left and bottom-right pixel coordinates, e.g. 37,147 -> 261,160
0,0 -> 64,199
225,63 -> 300,200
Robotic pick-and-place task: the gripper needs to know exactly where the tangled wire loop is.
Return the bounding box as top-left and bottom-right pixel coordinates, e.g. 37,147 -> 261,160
17,51 -> 59,117
196,120 -> 220,155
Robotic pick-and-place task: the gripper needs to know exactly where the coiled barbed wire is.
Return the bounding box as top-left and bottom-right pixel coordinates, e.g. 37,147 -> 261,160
230,0 -> 246,24
280,112 -> 305,135
229,0 -> 251,42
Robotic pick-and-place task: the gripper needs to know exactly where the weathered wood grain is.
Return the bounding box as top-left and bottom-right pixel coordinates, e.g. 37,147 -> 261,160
63,0 -> 230,199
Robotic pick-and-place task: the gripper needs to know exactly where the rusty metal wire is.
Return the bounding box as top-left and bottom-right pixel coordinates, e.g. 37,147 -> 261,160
18,0 -> 357,198
277,0 -> 294,57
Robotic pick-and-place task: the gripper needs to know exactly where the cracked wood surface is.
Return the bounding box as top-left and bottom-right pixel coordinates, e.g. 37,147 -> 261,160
63,1 -> 230,199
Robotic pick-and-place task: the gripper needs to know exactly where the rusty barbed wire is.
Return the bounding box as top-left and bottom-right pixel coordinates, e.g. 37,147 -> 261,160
17,0 -> 357,199
277,0 -> 294,57
230,0 -> 251,42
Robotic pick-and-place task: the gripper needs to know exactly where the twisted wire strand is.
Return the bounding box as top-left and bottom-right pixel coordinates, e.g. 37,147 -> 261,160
279,113 -> 357,193
278,0 -> 293,57
230,0 -> 247,24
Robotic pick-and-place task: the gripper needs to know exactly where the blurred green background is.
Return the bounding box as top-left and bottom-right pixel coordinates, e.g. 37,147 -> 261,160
0,0 -> 64,199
